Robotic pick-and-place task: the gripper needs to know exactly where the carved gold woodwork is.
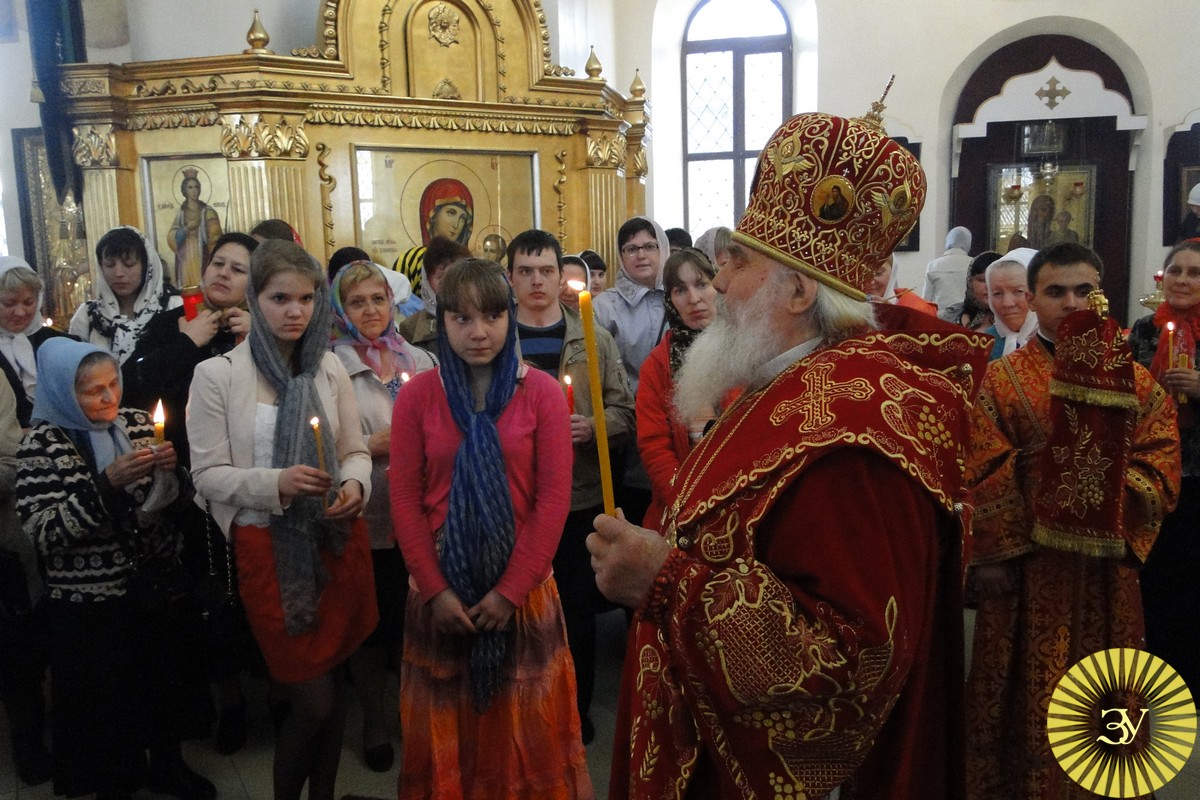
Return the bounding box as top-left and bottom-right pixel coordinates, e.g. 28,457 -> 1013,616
220,114 -> 310,160
72,124 -> 118,168
54,0 -> 650,320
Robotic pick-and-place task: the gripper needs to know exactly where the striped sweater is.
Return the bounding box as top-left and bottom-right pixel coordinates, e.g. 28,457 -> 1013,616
16,408 -> 183,603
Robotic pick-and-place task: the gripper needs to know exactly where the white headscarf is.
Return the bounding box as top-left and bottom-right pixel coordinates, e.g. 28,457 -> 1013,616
0,256 -> 44,400
987,247 -> 1039,356
85,226 -> 178,364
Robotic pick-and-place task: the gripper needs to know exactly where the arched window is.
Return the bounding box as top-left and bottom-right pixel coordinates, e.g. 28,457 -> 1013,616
681,0 -> 792,232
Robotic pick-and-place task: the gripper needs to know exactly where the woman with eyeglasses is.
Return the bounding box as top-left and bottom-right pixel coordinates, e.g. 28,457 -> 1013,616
592,216 -> 671,526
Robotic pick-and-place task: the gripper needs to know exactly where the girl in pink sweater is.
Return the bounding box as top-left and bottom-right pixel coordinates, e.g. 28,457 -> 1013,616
390,258 -> 593,799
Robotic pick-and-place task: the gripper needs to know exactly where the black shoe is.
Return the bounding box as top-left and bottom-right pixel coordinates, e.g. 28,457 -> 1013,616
215,702 -> 247,755
580,714 -> 596,746
146,759 -> 218,800
12,737 -> 52,786
363,742 -> 395,772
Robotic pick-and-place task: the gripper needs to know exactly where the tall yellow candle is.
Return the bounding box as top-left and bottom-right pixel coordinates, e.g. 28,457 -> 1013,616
575,289 -> 616,516
152,400 -> 166,445
310,416 -> 329,511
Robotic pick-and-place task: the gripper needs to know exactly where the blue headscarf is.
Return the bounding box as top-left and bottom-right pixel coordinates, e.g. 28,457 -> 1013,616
32,337 -> 131,471
435,273 -> 520,711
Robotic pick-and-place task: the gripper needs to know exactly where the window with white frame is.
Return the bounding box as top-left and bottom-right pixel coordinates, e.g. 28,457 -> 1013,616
681,0 -> 792,232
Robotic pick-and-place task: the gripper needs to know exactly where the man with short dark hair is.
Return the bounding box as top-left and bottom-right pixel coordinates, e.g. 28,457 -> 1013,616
965,242 -> 1180,799
506,229 -> 635,744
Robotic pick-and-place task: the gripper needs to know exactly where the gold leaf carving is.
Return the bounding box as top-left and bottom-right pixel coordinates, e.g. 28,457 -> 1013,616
292,0 -> 340,59
220,115 -> 309,159
60,77 -> 106,96
316,142 -> 337,264
71,124 -> 118,168
432,78 -> 462,101
632,144 -> 648,179
586,134 -> 627,169
304,104 -> 579,137
427,2 -> 460,48
127,108 -> 221,131
555,149 -> 568,243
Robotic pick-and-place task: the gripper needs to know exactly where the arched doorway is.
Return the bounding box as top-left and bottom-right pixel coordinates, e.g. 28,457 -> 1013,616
952,34 -> 1143,316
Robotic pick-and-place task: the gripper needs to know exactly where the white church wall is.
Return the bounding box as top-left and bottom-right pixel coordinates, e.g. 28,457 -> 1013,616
584,0 -> 1200,317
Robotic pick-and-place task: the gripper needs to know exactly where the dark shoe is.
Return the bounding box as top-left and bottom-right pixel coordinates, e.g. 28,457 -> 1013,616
146,759 -> 217,800
363,742 -> 394,772
215,702 -> 247,755
580,714 -> 596,746
12,737 -> 52,786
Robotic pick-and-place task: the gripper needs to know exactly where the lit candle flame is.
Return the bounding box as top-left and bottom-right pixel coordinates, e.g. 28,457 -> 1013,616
310,416 -> 320,427
1168,321 -> 1176,333
563,375 -> 572,386
152,400 -> 166,445
566,279 -> 586,292
43,317 -> 53,327
400,372 -> 410,383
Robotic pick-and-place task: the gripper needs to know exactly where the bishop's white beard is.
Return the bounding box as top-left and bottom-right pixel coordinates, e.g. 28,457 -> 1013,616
673,276 -> 792,424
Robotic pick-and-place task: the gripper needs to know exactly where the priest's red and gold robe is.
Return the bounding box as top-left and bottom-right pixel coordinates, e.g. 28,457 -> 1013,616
608,307 -> 991,800
964,336 -> 1180,800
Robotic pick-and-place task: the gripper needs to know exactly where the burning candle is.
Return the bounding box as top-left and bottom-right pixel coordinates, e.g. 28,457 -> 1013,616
1168,322 -> 1176,367
152,400 -> 166,445
310,416 -> 328,511
573,283 -> 615,515
564,374 -> 576,414
400,372 -> 410,383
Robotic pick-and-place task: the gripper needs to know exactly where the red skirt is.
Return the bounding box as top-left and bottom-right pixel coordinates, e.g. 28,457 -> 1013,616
399,576 -> 594,800
233,519 -> 377,684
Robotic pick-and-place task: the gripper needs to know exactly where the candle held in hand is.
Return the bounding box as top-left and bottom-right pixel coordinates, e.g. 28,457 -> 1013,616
576,289 -> 615,515
310,416 -> 329,511
564,374 -> 575,414
152,400 -> 166,445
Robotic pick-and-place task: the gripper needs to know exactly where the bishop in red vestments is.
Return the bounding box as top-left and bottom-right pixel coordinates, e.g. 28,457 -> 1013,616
589,95 -> 991,799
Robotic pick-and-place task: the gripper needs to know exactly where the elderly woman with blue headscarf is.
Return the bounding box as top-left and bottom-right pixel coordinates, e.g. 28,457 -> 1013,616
16,337 -> 213,800
328,259 -> 435,771
389,258 -> 590,798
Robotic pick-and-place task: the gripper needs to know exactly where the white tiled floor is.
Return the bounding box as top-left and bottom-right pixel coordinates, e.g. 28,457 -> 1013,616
0,610 -> 627,800
6,609 -> 1200,799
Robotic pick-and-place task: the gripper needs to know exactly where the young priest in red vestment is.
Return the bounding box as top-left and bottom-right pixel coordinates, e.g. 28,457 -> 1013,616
588,92 -> 993,799
964,243 -> 1180,799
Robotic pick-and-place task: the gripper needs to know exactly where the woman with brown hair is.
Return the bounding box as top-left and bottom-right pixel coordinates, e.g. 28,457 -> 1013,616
188,240 -> 375,800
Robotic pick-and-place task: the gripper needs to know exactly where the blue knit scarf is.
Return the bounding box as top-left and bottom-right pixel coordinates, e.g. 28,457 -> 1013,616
436,299 -> 520,710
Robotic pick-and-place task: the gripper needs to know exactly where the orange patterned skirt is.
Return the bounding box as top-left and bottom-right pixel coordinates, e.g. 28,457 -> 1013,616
399,576 -> 594,800
233,519 -> 377,684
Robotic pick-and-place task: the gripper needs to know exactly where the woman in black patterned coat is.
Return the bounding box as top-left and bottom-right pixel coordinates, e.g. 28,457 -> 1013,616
16,338 -> 213,800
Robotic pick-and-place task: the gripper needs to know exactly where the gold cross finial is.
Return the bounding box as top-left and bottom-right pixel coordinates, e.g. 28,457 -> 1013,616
858,75 -> 895,129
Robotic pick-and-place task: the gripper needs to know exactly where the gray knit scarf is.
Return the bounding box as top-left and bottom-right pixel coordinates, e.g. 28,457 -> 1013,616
247,274 -> 345,636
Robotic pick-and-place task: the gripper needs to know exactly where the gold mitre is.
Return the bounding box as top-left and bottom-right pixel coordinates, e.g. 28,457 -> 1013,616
732,77 -> 927,300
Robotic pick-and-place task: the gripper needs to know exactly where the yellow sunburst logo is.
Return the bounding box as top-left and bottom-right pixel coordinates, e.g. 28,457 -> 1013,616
1047,648 -> 1196,797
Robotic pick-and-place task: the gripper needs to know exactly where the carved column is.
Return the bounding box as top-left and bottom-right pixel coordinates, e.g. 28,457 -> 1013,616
220,113 -> 310,237
582,122 -> 629,270
72,123 -> 135,273
623,71 -> 650,223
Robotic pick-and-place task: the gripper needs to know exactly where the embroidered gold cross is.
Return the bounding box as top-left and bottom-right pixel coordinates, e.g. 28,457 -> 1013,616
770,362 -> 874,432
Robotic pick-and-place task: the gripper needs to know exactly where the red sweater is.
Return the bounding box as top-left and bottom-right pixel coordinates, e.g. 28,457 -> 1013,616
635,334 -> 693,532
389,367 -> 573,607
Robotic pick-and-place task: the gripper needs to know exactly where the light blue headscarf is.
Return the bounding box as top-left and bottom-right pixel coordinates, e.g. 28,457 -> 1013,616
31,337 -> 131,471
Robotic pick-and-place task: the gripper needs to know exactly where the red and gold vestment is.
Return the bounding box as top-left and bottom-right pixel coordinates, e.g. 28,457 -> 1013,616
964,335 -> 1180,800
609,308 -> 990,800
